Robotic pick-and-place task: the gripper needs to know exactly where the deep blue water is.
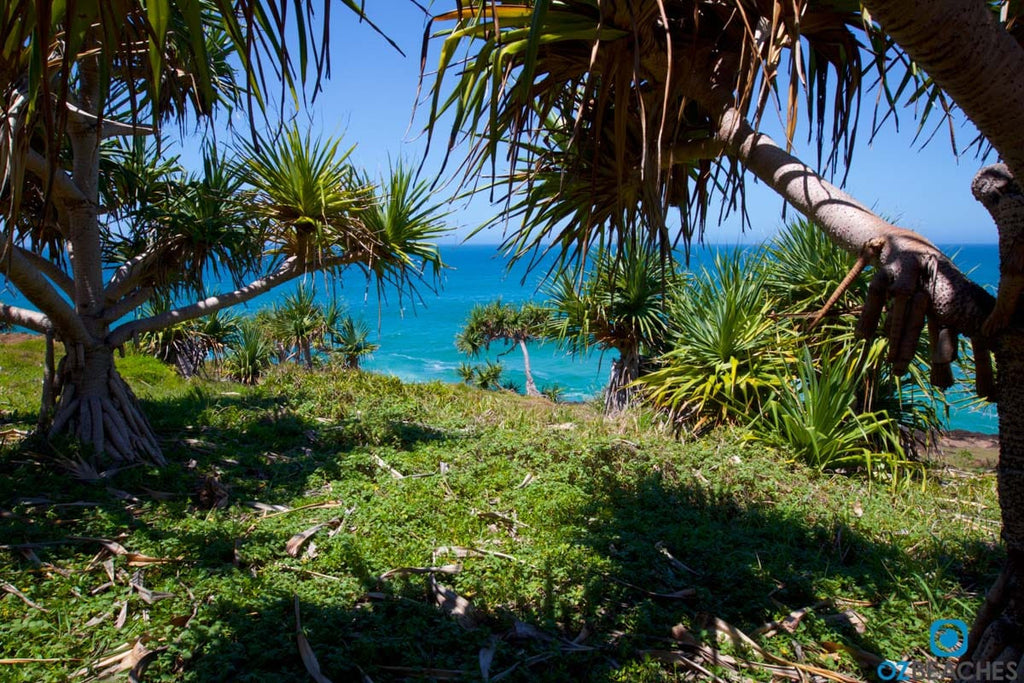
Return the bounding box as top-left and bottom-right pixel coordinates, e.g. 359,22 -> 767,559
1,243 -> 1001,433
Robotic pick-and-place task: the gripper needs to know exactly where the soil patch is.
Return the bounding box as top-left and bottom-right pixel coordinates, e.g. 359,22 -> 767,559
932,429 -> 1000,469
0,332 -> 40,345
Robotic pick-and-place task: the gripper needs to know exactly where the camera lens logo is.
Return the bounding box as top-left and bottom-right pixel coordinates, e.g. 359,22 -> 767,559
930,619 -> 969,658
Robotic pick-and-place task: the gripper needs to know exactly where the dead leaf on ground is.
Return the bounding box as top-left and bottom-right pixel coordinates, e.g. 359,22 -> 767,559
126,552 -> 178,567
823,610 -> 868,635
709,617 -> 862,683
853,500 -> 864,517
246,501 -> 292,514
1,582 -> 48,611
479,637 -> 497,682
115,601 -> 129,629
286,524 -> 326,557
430,576 -> 479,629
295,595 -> 333,683
83,638 -> 165,681
130,573 -> 175,605
72,536 -> 129,556
371,453 -> 404,479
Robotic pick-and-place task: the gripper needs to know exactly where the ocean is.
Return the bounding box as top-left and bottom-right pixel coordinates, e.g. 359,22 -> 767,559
1,242 -> 1002,433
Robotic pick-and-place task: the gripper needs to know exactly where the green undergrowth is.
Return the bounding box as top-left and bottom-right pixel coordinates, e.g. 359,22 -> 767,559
0,342 -> 1004,682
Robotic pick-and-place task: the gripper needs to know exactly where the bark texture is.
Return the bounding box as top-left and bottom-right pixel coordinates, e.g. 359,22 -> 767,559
605,346 -> 641,415
48,343 -> 165,466
959,333 -> 1024,680
961,165 -> 1024,673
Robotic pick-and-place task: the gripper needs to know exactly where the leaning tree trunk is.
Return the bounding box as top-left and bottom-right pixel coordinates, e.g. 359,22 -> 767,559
47,343 -> 164,467
604,345 -> 641,415
518,339 -> 541,397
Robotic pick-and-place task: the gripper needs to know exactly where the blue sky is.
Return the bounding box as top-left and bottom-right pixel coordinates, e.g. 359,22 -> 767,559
178,2 -> 997,246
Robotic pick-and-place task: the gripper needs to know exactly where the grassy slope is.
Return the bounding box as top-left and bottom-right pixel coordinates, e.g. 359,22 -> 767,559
0,338 -> 1003,682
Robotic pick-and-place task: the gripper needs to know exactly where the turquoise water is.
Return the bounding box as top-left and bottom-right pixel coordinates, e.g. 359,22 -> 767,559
1,243 -> 1001,433
255,243 -> 1000,434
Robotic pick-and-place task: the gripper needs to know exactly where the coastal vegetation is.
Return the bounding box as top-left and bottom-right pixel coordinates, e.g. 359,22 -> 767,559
425,0 -> 1024,664
3,0 -> 1024,676
0,335 -> 1003,681
0,3 -> 445,467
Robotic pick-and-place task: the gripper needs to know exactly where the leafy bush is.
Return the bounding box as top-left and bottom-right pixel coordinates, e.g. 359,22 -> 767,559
225,319 -> 274,384
751,347 -> 913,478
641,251 -> 793,431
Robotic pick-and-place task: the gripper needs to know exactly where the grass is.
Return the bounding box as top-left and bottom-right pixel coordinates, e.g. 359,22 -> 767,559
0,338 -> 1004,681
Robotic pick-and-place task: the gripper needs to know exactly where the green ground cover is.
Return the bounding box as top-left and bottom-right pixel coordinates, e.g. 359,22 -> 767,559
0,337 -> 1003,681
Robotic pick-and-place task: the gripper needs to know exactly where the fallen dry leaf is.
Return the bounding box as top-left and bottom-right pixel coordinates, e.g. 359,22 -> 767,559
823,610 -> 868,635
479,637 -> 497,682
295,595 -> 333,683
379,564 -> 461,580
1,582 -> 48,612
430,576 -> 479,629
115,601 -> 128,629
130,572 -> 175,605
126,553 -> 178,567
246,501 -> 292,514
286,524 -> 325,557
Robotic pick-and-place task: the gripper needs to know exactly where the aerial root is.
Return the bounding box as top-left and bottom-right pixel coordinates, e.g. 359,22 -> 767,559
973,338 -> 997,401
808,238 -> 885,332
45,370 -> 165,466
928,320 -> 957,389
855,270 -> 888,340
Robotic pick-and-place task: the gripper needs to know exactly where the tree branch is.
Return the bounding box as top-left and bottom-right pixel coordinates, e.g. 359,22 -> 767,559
712,106 -> 994,337
24,149 -> 88,211
65,100 -> 156,138
0,303 -> 51,334
104,246 -> 165,302
101,286 -> 154,325
107,255 -> 355,346
0,245 -> 93,343
14,246 -> 74,297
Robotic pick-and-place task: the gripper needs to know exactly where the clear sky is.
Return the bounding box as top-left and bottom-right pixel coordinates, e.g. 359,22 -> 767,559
177,2 -> 998,247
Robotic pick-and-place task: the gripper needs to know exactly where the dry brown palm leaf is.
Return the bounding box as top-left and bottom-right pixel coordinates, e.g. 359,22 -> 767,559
0,582 -> 47,611
294,595 -> 333,683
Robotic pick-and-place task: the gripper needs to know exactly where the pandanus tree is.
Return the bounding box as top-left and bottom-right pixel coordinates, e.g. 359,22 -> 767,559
424,0 -> 1024,668
546,245 -> 673,414
0,1 -> 443,466
456,300 -> 549,396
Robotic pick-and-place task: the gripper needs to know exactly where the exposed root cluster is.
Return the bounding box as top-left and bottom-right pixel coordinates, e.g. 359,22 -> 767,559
48,366 -> 164,466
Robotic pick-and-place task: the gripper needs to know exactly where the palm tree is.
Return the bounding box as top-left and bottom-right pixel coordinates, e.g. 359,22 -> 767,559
456,300 -> 550,396
0,2 -> 433,466
547,246 -> 673,413
330,315 -> 379,370
269,283 -> 327,368
423,0 -> 1024,663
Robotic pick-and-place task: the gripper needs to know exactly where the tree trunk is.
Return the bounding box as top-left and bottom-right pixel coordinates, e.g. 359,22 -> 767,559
48,343 -> 164,467
604,346 -> 641,415
959,167 -> 1024,674
862,0 -> 1024,186
518,339 -> 541,397
961,332 -> 1024,678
